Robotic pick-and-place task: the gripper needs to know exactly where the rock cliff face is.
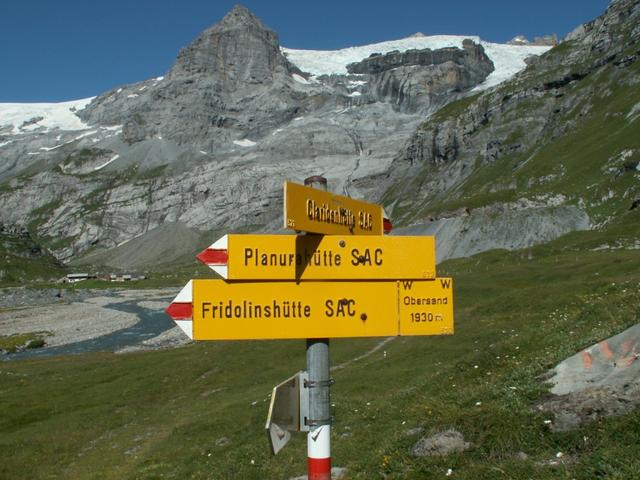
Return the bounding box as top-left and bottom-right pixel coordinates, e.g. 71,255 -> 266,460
169,5 -> 294,82
381,0 -> 640,259
345,40 -> 494,113
346,40 -> 492,76
0,2 -> 637,268
78,6 -> 307,149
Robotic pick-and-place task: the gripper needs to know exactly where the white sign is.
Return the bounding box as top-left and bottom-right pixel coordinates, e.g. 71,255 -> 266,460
266,371 -> 309,454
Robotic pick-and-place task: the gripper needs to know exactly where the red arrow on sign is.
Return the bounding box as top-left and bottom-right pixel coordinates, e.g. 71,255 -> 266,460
164,280 -> 194,339
383,217 -> 392,234
382,208 -> 393,234
196,235 -> 229,278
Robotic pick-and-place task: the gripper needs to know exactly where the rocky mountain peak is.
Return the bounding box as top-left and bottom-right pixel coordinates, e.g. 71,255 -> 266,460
168,4 -> 291,85
507,34 -> 558,46
219,4 -> 268,29
507,35 -> 530,46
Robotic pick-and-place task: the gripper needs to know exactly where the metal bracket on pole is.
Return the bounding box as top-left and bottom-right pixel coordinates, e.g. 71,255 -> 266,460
304,378 -> 335,389
305,416 -> 334,427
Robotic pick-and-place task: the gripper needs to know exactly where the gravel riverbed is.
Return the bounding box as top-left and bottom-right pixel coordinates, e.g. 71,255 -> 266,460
0,287 -> 190,355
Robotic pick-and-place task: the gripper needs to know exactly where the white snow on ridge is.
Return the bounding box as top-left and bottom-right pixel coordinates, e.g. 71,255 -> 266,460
292,73 -> 310,84
39,144 -> 65,152
94,154 -> 120,171
233,139 -> 257,147
476,42 -> 550,90
282,35 -> 551,90
0,97 -> 94,134
74,130 -> 98,141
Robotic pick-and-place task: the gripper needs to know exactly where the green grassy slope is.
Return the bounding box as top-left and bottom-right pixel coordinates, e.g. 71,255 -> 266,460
0,231 -> 66,286
2,217 -> 639,479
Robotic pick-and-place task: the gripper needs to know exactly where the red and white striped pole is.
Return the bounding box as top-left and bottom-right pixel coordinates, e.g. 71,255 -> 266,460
308,423 -> 331,479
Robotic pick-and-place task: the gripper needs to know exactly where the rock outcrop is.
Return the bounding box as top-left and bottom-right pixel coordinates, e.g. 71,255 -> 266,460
508,34 -> 558,46
346,39 -> 493,76
345,40 -> 494,113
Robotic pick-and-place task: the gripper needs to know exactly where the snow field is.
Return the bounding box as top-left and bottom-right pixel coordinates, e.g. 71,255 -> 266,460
0,98 -> 94,134
283,34 -> 551,90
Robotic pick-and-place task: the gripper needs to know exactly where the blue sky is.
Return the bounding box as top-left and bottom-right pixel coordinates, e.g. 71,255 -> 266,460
1,0 -> 609,103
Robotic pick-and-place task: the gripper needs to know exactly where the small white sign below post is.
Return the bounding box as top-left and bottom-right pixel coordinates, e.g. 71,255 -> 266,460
266,371 -> 309,455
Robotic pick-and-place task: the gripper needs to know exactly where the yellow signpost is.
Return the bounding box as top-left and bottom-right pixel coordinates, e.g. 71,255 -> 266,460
166,176 -> 455,469
204,234 -> 436,280
191,278 -> 453,340
284,181 -> 384,235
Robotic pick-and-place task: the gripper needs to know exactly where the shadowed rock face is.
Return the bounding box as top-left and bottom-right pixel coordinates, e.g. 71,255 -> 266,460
345,40 -> 494,113
347,39 -> 493,77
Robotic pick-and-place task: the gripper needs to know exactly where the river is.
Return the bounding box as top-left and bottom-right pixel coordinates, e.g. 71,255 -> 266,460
4,298 -> 175,361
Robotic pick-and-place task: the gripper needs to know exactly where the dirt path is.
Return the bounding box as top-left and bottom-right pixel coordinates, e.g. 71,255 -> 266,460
331,337 -> 396,371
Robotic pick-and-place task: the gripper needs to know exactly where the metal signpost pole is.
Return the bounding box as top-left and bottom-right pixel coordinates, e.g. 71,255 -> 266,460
304,176 -> 332,480
306,338 -> 331,479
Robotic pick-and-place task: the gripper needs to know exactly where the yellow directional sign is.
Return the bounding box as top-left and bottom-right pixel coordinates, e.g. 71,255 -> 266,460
398,278 -> 454,336
284,181 -> 384,235
191,278 -> 453,340
216,234 -> 436,280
